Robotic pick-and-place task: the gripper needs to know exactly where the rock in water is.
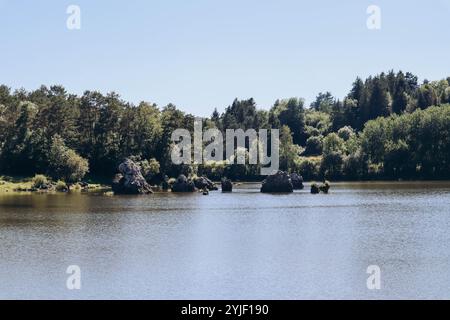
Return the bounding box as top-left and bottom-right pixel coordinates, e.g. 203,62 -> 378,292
290,173 -> 304,190
112,159 -> 153,195
319,181 -> 331,194
310,183 -> 320,194
193,176 -> 218,191
221,178 -> 233,192
261,171 -> 294,193
171,175 -> 197,193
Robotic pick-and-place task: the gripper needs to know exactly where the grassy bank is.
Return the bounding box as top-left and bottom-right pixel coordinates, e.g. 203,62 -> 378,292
0,175 -> 110,194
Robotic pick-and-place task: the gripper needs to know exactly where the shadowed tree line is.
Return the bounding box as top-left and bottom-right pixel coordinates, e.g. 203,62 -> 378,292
0,70 -> 449,183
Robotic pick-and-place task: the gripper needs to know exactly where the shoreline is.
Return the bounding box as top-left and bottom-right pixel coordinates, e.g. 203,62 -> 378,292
2,176 -> 450,196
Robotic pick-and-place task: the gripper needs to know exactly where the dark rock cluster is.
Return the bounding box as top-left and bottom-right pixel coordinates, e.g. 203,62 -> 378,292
112,159 -> 153,195
290,173 -> 304,190
171,175 -> 197,193
221,178 -> 233,192
261,171 -> 294,193
193,176 -> 218,191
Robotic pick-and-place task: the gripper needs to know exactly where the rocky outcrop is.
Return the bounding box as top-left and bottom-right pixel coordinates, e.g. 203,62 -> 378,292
221,178 -> 233,192
290,173 -> 304,190
311,181 -> 331,194
171,175 -> 197,193
112,159 -> 153,195
319,181 -> 331,194
261,171 -> 293,193
193,176 -> 218,191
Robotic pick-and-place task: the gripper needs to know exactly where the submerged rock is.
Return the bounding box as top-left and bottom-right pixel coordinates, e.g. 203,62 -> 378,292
112,159 -> 153,195
261,171 -> 293,193
171,175 -> 197,193
290,173 -> 304,190
193,176 -> 218,191
221,178 -> 233,192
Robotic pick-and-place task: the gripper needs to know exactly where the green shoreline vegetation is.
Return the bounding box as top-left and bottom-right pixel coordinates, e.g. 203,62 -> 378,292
0,175 -> 108,194
0,70 -> 449,194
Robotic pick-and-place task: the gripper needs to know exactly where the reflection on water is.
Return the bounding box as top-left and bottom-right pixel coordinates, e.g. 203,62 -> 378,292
0,182 -> 450,299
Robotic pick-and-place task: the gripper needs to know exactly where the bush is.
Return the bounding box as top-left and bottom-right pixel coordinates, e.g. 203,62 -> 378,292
32,174 -> 48,189
55,180 -> 68,192
320,151 -> 344,179
305,136 -> 323,156
337,126 -> 355,141
294,157 -> 321,181
343,151 -> 367,179
48,135 -> 89,183
198,160 -> 226,181
322,133 -> 346,155
138,158 -> 160,180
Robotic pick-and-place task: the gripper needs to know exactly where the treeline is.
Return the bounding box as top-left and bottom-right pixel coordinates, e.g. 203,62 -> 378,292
0,70 -> 449,183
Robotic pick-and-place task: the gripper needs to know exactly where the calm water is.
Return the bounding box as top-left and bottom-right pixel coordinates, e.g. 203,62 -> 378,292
0,182 -> 450,300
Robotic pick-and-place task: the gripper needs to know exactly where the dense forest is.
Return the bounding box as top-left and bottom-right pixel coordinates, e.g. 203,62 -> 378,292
1,70 -> 449,184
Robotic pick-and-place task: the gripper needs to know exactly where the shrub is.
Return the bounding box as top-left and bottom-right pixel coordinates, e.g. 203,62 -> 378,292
322,133 -> 346,154
55,180 -> 68,192
343,151 -> 367,179
337,126 -> 355,141
32,174 -> 48,189
139,158 -> 161,180
305,136 -> 323,156
48,135 -> 89,183
294,157 -> 321,181
321,151 -> 344,179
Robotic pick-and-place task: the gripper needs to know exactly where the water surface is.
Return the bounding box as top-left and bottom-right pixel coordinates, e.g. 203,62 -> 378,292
1,182 -> 450,299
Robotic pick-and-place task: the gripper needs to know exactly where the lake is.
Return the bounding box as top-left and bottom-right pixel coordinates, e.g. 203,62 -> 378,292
0,182 -> 450,299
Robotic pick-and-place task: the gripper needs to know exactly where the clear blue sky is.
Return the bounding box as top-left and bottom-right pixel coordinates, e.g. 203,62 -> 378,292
1,0 -> 449,116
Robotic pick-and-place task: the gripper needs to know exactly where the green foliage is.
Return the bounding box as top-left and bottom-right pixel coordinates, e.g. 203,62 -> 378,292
294,157 -> 321,181
138,158 -> 161,180
48,135 -> 89,183
0,72 -> 449,182
337,126 -> 355,141
322,133 -> 345,155
305,136 -> 323,156
311,92 -> 335,113
360,105 -> 450,178
342,151 -> 367,179
198,161 -> 227,181
321,151 -> 344,179
270,98 -> 306,145
305,111 -> 331,136
31,174 -> 48,189
279,125 -> 303,172
55,180 -> 68,192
